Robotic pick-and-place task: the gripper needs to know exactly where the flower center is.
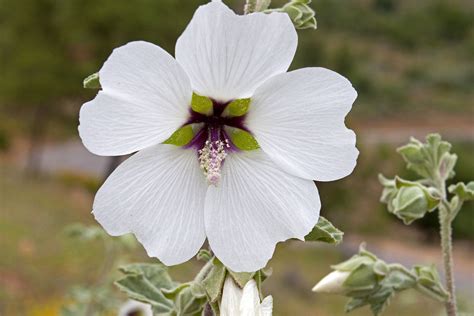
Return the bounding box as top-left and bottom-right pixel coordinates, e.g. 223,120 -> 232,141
186,99 -> 247,186
163,94 -> 259,186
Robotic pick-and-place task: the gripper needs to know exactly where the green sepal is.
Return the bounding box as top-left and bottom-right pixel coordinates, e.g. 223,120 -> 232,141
332,255 -> 375,273
191,92 -> 213,115
163,124 -> 201,147
327,245 -> 448,316
222,98 -> 251,117
227,270 -> 254,288
305,216 -> 344,244
202,258 -> 227,303
259,267 -> 273,283
448,181 -> 474,201
343,263 -> 378,292
83,72 -> 101,89
225,127 -> 259,151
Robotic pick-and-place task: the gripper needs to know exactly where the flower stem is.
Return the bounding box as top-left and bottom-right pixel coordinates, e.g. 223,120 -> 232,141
439,207 -> 457,316
435,175 -> 457,316
244,0 -> 257,14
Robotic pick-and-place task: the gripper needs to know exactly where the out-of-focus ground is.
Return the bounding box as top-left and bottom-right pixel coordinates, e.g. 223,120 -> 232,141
1,0 -> 473,315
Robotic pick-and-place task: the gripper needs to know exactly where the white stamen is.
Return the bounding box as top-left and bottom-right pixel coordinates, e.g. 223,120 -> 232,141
198,140 -> 228,186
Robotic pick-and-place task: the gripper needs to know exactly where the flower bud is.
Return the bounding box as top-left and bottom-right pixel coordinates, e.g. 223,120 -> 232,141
391,180 -> 440,224
279,0 -> 317,29
312,270 -> 351,294
397,134 -> 457,181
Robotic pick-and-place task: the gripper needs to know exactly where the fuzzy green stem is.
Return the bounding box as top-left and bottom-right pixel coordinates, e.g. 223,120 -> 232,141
194,259 -> 215,283
439,207 -> 457,316
244,0 -> 257,14
435,174 -> 457,316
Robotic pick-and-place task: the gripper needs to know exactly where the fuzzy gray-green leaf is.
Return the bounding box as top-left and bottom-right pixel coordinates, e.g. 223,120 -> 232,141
305,216 -> 344,244
202,259 -> 226,302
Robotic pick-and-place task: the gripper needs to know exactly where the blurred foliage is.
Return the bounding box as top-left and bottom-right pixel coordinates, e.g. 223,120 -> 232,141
0,0 -> 473,138
56,171 -> 101,194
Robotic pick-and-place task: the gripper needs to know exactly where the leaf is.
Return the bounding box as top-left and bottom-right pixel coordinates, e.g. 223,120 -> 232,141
83,72 -> 100,89
175,286 -> 207,316
162,283 -> 189,301
115,274 -> 174,313
345,297 -> 367,313
449,181 -> 474,201
202,259 -> 227,302
64,223 -> 107,241
119,263 -> 176,290
369,287 -> 395,316
305,216 -> 344,244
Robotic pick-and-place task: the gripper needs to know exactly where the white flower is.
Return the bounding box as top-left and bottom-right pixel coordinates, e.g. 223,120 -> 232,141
79,1 -> 358,272
118,300 -> 152,316
312,270 -> 351,294
221,276 -> 273,316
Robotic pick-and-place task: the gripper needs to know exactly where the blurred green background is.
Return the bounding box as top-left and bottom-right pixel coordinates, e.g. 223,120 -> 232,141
0,0 -> 473,315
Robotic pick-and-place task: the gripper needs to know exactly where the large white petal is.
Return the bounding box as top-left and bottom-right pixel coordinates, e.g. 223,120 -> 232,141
175,1 -> 297,102
247,67 -> 359,181
79,41 -> 192,156
205,150 -> 320,272
92,144 -> 207,265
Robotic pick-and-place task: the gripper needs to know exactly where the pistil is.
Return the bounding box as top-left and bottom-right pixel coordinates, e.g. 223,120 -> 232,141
198,133 -> 230,186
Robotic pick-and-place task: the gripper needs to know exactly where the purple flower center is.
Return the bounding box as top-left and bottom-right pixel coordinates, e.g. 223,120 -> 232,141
185,99 -> 249,186
185,99 -> 247,151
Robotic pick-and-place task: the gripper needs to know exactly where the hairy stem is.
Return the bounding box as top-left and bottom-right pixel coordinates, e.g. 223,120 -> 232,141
439,208 -> 457,316
435,175 -> 457,316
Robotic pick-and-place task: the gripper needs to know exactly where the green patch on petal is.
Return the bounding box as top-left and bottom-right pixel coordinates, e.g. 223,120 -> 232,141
222,98 -> 251,117
191,92 -> 213,115
225,127 -> 259,151
163,124 -> 196,146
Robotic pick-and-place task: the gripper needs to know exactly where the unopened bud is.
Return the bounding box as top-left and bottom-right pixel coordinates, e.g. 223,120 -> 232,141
391,181 -> 439,225
312,271 -> 351,294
